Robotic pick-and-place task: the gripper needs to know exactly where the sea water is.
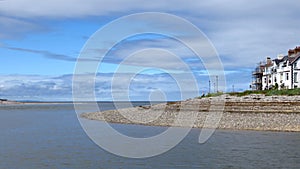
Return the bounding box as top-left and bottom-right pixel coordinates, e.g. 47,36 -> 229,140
0,103 -> 299,169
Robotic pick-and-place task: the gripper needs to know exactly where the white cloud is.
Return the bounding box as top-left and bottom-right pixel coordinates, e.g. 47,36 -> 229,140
0,69 -> 250,101
0,0 -> 163,18
1,0 -> 299,19
0,72 -> 206,101
2,1 -> 300,59
0,74 -> 73,100
4,46 -> 77,61
205,16 -> 300,68
1,0 -> 300,95
0,16 -> 46,39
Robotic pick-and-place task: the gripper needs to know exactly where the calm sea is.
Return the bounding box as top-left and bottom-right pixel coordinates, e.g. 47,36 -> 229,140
0,102 -> 299,169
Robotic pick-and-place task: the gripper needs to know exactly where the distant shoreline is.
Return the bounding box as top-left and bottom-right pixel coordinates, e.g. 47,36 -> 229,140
0,100 -> 74,105
0,100 -> 23,105
81,94 -> 300,132
0,100 -> 158,105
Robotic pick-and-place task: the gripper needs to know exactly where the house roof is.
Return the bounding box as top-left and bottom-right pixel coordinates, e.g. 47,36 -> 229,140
289,52 -> 300,64
272,53 -> 300,66
273,55 -> 288,65
260,46 -> 300,67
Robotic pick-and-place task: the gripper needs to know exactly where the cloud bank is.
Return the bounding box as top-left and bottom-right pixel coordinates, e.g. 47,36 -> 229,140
0,0 -> 299,100
0,73 -> 197,101
1,0 -> 299,68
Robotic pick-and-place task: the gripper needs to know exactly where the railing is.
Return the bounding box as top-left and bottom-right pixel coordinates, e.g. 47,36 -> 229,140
252,80 -> 262,84
252,70 -> 263,75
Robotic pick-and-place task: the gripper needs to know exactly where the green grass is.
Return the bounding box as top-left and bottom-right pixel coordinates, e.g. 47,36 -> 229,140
200,88 -> 300,98
228,90 -> 266,97
199,92 -> 224,98
265,88 -> 300,96
229,88 -> 300,97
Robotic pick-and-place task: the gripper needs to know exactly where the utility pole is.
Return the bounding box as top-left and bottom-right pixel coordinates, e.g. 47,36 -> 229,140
213,82 -> 216,93
208,80 -> 211,94
216,75 -> 219,93
232,84 -> 234,92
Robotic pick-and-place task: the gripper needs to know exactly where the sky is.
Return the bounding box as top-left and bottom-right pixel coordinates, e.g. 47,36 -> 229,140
0,0 -> 300,101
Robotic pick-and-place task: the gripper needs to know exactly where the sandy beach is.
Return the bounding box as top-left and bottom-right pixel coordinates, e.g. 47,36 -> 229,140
81,94 -> 300,132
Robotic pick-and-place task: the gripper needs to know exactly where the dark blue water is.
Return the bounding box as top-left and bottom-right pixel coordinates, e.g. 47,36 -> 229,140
0,103 -> 299,169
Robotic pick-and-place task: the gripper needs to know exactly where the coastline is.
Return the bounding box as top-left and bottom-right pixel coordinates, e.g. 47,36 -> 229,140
81,94 -> 300,132
0,100 -> 77,105
0,100 -> 24,105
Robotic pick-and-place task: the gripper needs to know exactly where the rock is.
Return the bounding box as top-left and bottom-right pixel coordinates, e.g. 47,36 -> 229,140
81,94 -> 300,132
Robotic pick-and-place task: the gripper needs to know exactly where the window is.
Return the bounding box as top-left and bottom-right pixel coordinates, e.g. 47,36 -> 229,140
283,62 -> 287,67
294,72 -> 298,83
286,73 -> 289,80
294,62 -> 297,69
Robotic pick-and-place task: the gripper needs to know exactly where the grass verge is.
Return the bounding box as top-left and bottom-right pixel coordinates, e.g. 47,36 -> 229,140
229,88 -> 300,97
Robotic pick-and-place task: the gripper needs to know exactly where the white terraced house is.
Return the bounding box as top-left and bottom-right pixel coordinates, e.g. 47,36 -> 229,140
252,46 -> 300,90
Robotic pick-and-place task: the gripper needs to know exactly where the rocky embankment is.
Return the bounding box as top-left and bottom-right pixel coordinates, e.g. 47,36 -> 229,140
81,94 -> 300,132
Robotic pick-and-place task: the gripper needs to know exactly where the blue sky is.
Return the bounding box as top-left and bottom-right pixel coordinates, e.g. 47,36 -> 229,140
1,0 -> 300,101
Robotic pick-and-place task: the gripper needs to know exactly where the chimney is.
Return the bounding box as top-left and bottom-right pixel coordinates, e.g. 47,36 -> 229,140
277,54 -> 284,60
266,56 -> 272,66
288,49 -> 294,56
295,46 -> 300,54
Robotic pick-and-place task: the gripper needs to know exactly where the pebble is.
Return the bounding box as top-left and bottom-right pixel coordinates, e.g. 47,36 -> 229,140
81,94 -> 300,132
